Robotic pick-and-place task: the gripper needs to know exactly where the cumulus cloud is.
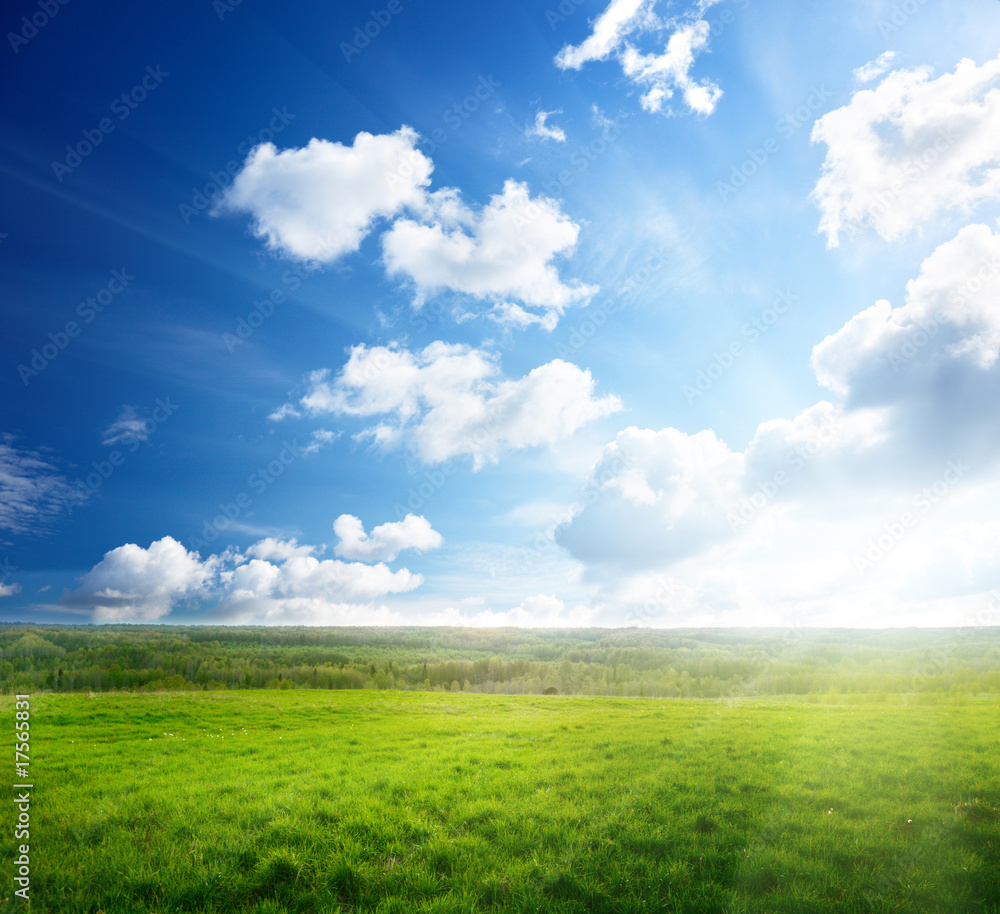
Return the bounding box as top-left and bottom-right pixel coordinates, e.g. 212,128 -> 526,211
215,128 -> 432,262
61,536 -> 215,622
62,534 -> 424,624
333,513 -> 442,562
216,129 -> 594,325
0,582 -> 21,598
245,537 -> 316,561
812,52 -> 1000,246
527,110 -> 567,142
0,437 -> 84,535
555,0 -> 723,117
556,426 -> 744,569
811,221 -> 1000,464
275,342 -> 622,469
214,551 -> 420,624
382,180 -> 597,324
555,221 -> 1000,623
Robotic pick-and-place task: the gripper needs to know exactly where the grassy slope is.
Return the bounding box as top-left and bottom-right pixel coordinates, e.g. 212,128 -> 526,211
2,692 -> 998,913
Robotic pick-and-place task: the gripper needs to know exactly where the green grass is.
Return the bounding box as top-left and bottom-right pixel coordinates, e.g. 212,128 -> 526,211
3,692 -> 999,913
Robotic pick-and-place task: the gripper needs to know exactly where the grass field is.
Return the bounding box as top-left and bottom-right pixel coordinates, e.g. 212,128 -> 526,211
3,691 -> 998,913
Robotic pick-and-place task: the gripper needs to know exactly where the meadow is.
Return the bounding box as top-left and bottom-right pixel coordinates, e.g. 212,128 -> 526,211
2,691 -> 998,913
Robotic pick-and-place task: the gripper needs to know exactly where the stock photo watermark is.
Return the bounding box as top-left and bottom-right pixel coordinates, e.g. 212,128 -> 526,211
178,107 -> 296,224
683,289 -> 797,403
529,449 -> 631,568
625,577 -> 679,627
51,66 -> 169,182
7,0 -> 70,54
187,439 -> 307,550
948,251 -> 1000,305
17,269 -> 134,386
68,398 -> 179,508
535,116 -> 626,204
877,0 -> 930,37
340,0 -> 408,63
415,75 -> 501,157
223,263 -> 310,352
13,694 -> 33,902
555,245 -> 669,360
853,460 -> 968,574
727,413 -> 840,533
717,86 -> 832,201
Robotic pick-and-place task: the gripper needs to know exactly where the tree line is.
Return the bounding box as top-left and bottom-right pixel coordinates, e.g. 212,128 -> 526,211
1,624 -> 998,700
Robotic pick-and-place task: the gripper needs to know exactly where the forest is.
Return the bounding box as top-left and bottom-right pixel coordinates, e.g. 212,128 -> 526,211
1,624 -> 999,700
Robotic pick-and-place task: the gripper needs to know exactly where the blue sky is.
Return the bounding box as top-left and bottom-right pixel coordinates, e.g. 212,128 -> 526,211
3,0 -> 1000,627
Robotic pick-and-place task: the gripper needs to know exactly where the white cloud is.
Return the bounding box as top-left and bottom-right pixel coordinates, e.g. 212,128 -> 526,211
555,0 -> 652,70
0,582 -> 20,598
555,425 -> 747,569
488,301 -> 557,331
556,222 -> 1000,624
333,513 -> 442,562
382,180 -> 597,324
102,405 -> 150,446
0,437 -> 83,535
620,19 -> 722,115
811,52 -> 1000,246
214,552 -> 420,624
217,130 -> 594,326
267,403 -> 301,422
853,51 -> 897,84
245,537 -> 316,561
426,594 -> 595,628
555,0 -> 723,117
302,428 -> 341,455
62,536 -> 215,622
277,342 -> 622,469
215,128 -> 432,262
63,534 -> 424,624
528,110 -> 567,142
811,221 -> 1000,463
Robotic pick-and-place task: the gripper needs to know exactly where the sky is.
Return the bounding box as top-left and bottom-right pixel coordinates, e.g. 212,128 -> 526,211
2,0 -> 1000,629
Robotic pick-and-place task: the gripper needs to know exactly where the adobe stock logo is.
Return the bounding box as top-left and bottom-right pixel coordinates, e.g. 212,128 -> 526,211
7,0 -> 71,54
51,67 -> 169,182
340,1 -> 407,63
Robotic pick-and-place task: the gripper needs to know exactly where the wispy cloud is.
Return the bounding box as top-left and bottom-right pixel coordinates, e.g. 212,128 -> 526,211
0,437 -> 83,535
102,405 -> 150,446
555,0 -> 724,116
527,109 -> 567,142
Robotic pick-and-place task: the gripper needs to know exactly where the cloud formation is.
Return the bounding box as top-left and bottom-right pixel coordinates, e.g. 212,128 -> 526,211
102,405 -> 151,446
812,52 -> 1000,246
0,437 -> 82,535
217,130 -> 594,324
62,534 -> 424,624
275,342 -> 622,469
555,0 -> 723,116
333,513 -> 442,562
382,180 -> 597,324
555,221 -> 1000,623
852,51 -> 897,85
62,536 -> 216,622
527,109 -> 567,142
215,129 -> 432,261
